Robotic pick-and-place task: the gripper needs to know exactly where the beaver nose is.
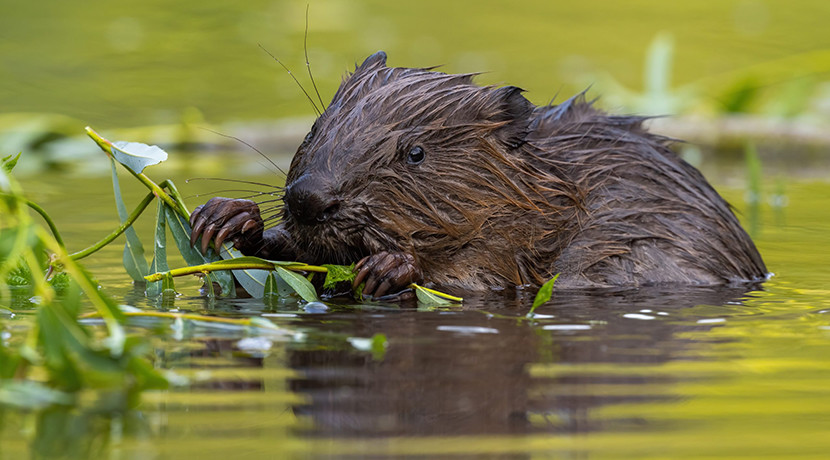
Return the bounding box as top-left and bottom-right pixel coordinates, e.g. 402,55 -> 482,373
284,177 -> 340,225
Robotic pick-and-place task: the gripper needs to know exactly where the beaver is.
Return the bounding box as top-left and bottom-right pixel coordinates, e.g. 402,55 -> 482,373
189,51 -> 767,298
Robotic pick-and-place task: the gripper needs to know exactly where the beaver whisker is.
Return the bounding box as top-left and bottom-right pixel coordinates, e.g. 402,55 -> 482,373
195,129 -> 287,177
258,43 -> 322,117
253,199 -> 285,210
187,177 -> 284,190
303,5 -> 326,111
185,190 -> 274,201
257,204 -> 284,215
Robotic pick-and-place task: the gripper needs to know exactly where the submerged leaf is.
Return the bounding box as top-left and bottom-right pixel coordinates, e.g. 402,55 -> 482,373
111,141 -> 168,174
529,273 -> 560,316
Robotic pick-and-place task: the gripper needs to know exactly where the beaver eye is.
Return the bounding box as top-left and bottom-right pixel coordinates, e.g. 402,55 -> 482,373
407,146 -> 425,165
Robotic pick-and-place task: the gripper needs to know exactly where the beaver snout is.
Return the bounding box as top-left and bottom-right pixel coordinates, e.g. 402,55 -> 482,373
284,177 -> 341,225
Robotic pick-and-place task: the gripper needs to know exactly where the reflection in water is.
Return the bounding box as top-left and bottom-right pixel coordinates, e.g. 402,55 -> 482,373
285,286 -> 759,438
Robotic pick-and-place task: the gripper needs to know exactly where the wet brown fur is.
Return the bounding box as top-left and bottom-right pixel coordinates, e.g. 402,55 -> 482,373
276,52 -> 766,289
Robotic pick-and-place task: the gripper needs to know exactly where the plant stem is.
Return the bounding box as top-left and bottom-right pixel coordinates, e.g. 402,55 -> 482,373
25,200 -> 65,249
85,127 -> 189,220
159,179 -> 190,217
144,261 -> 328,282
70,192 -> 155,260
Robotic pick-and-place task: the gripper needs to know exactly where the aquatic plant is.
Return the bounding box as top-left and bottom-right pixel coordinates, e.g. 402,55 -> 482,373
0,154 -> 167,406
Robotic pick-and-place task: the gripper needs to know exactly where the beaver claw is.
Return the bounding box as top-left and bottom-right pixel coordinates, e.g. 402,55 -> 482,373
353,251 -> 423,299
189,197 -> 264,254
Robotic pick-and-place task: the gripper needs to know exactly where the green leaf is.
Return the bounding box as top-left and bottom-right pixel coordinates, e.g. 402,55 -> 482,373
163,205 -> 234,296
110,140 -> 168,174
49,271 -> 71,294
275,266 -> 319,302
203,271 -> 215,298
126,353 -> 169,391
217,245 -> 270,298
213,246 -> 314,299
145,201 -> 169,297
1,152 -> 21,173
110,158 -> 150,282
322,263 -> 356,289
161,272 -> 175,294
529,273 -> 560,316
37,305 -> 84,391
264,270 -> 292,299
0,381 -> 74,409
412,283 -> 463,306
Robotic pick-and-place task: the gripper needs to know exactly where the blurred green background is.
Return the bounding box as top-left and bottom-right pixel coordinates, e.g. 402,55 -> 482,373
2,0 -> 830,170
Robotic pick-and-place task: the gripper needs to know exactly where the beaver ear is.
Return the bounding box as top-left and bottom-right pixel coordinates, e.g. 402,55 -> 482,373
491,86 -> 533,149
356,51 -> 388,72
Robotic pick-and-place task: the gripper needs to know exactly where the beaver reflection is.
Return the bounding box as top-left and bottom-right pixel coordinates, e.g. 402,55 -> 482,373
286,286 -> 758,436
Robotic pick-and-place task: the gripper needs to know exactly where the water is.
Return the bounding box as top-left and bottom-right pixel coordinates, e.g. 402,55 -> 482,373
3,169 -> 829,459
3,1 -> 830,457
2,1 -> 830,128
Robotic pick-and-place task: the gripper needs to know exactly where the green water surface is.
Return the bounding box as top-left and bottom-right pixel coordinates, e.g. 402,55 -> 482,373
3,1 -> 830,458
2,169 -> 829,459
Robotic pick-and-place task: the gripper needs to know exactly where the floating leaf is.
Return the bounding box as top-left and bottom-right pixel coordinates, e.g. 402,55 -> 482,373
528,273 -> 560,316
276,266 -> 319,302
412,283 -> 463,306
110,140 -> 168,174
110,158 -> 149,282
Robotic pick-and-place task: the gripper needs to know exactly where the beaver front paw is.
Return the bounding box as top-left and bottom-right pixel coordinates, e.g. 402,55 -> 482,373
189,197 -> 264,254
353,251 -> 423,299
